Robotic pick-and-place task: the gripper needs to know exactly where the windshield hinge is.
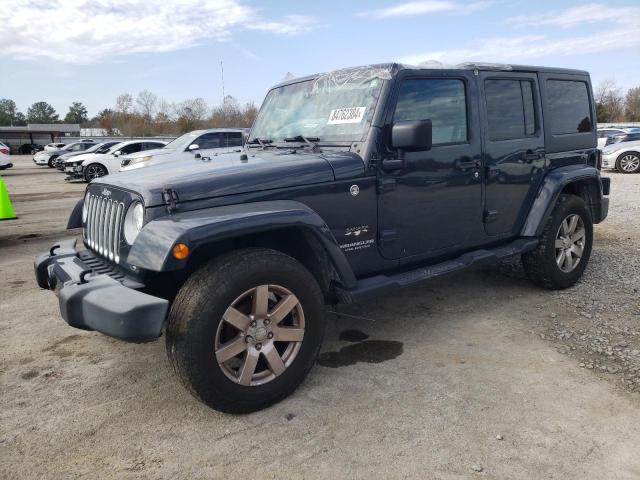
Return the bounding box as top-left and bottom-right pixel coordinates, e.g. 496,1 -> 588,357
162,186 -> 179,213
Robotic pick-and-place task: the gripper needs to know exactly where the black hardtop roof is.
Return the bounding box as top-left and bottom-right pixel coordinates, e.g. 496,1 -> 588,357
273,62 -> 589,89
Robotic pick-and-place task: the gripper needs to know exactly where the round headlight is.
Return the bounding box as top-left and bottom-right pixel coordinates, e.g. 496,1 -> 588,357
123,202 -> 144,245
82,191 -> 90,223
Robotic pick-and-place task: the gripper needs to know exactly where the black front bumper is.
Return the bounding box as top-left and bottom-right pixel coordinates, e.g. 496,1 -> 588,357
34,239 -> 169,342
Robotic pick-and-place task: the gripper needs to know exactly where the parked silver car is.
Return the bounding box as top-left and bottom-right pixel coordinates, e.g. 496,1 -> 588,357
602,139 -> 640,173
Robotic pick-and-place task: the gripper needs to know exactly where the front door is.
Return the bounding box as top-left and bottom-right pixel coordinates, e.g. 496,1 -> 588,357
480,72 -> 545,236
378,71 -> 484,260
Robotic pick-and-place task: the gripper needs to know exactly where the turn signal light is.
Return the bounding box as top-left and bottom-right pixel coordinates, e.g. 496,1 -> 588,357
172,243 -> 190,260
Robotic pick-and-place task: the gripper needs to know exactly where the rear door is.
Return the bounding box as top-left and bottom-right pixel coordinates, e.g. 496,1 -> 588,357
480,72 -> 545,236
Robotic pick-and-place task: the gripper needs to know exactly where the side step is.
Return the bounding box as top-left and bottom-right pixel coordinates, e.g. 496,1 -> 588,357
338,237 -> 539,304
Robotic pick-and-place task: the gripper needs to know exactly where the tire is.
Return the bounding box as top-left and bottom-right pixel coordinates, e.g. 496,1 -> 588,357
166,248 -> 325,413
84,163 -> 107,182
522,194 -> 593,290
615,152 -> 640,174
47,156 -> 57,168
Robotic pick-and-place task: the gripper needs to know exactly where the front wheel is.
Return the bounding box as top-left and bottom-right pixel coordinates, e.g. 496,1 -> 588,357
166,248 -> 325,413
616,152 -> 640,174
522,194 -> 593,290
84,163 -> 107,182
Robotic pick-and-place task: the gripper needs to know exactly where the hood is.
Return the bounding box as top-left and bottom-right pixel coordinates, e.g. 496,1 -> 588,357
93,149 -> 364,207
603,139 -> 640,153
81,153 -> 114,165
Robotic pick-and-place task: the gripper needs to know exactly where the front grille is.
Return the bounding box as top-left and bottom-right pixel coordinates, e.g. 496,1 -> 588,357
84,193 -> 125,263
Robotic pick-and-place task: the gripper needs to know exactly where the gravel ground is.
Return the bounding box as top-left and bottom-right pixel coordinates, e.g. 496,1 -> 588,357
499,171 -> 640,393
1,157 -> 639,479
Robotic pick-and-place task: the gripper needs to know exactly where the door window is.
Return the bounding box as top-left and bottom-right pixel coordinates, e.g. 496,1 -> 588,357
485,79 -> 537,140
120,143 -> 142,154
545,80 -> 592,134
194,132 -> 223,149
226,132 -> 244,147
393,79 -> 468,145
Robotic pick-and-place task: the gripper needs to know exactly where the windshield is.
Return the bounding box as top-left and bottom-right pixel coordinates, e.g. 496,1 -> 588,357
107,142 -> 126,153
249,66 -> 389,143
163,132 -> 200,150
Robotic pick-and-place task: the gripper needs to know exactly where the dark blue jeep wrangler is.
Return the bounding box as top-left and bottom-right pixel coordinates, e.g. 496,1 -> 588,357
35,63 -> 610,413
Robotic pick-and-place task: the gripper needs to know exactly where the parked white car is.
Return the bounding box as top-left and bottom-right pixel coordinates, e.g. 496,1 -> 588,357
65,140 -> 167,181
33,140 -> 96,167
44,142 -> 67,152
602,139 -> 640,173
0,141 -> 12,170
597,128 -> 627,150
119,129 -> 244,172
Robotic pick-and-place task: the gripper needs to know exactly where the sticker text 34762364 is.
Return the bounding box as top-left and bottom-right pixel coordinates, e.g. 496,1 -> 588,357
327,107 -> 366,125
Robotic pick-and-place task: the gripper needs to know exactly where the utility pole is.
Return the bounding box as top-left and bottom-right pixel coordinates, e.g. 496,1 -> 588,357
221,61 -> 226,105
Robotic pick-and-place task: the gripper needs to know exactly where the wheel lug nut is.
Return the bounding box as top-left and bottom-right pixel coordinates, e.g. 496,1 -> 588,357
250,320 -> 257,328
245,335 -> 253,343
264,319 -> 270,326
255,343 -> 262,350
267,332 -> 274,339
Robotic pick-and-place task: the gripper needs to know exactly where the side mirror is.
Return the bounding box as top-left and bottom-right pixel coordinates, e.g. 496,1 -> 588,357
391,119 -> 432,151
114,150 -> 122,157
188,144 -> 199,151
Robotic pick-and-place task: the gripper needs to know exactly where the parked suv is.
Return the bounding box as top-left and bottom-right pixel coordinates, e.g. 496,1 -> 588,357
119,129 -> 245,172
35,63 -> 609,413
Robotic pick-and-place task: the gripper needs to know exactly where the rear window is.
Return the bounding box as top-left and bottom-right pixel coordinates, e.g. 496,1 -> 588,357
546,80 -> 592,135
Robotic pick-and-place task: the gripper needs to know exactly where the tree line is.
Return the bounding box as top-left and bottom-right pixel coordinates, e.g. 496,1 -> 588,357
0,90 -> 259,136
2,81 -> 638,134
595,81 -> 640,123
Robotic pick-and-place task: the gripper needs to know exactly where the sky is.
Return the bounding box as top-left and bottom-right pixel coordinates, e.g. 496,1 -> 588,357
1,0 -> 639,118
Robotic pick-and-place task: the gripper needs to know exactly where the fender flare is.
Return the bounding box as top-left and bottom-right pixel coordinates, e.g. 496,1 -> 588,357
521,165 -> 606,237
127,200 -> 357,288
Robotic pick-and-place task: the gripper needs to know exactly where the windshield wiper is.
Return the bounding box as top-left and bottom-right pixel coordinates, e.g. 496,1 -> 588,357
283,135 -> 321,152
247,138 -> 275,149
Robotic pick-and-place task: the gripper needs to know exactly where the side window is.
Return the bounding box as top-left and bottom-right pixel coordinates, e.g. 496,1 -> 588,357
393,78 -> 468,145
195,133 -> 223,149
143,142 -> 164,150
545,80 -> 592,134
226,132 -> 243,147
485,79 -> 537,140
69,144 -> 83,151
121,143 -> 142,154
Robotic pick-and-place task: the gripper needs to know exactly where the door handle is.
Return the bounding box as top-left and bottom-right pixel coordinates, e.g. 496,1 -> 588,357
521,151 -> 543,163
455,159 -> 480,171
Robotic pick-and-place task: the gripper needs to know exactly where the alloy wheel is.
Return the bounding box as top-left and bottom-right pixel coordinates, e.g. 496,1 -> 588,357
214,284 -> 305,386
619,154 -> 640,173
554,214 -> 585,273
86,165 -> 105,179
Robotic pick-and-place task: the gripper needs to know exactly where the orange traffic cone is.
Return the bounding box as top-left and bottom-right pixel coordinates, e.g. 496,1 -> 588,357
0,176 -> 17,220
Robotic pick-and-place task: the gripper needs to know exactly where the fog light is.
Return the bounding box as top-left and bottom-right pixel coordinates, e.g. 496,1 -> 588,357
172,243 -> 189,260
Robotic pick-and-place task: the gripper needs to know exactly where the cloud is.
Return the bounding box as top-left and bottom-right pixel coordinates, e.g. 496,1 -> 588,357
360,0 -> 490,19
399,3 -> 640,65
0,0 -> 315,64
246,15 -> 316,35
508,3 -> 639,28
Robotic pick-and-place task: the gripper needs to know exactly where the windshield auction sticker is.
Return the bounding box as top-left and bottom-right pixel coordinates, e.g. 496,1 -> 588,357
327,107 -> 366,125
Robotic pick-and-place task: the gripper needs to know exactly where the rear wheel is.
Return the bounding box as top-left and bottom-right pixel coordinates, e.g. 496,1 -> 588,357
166,248 -> 325,413
84,163 -> 107,182
616,152 -> 640,174
522,194 -> 593,289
